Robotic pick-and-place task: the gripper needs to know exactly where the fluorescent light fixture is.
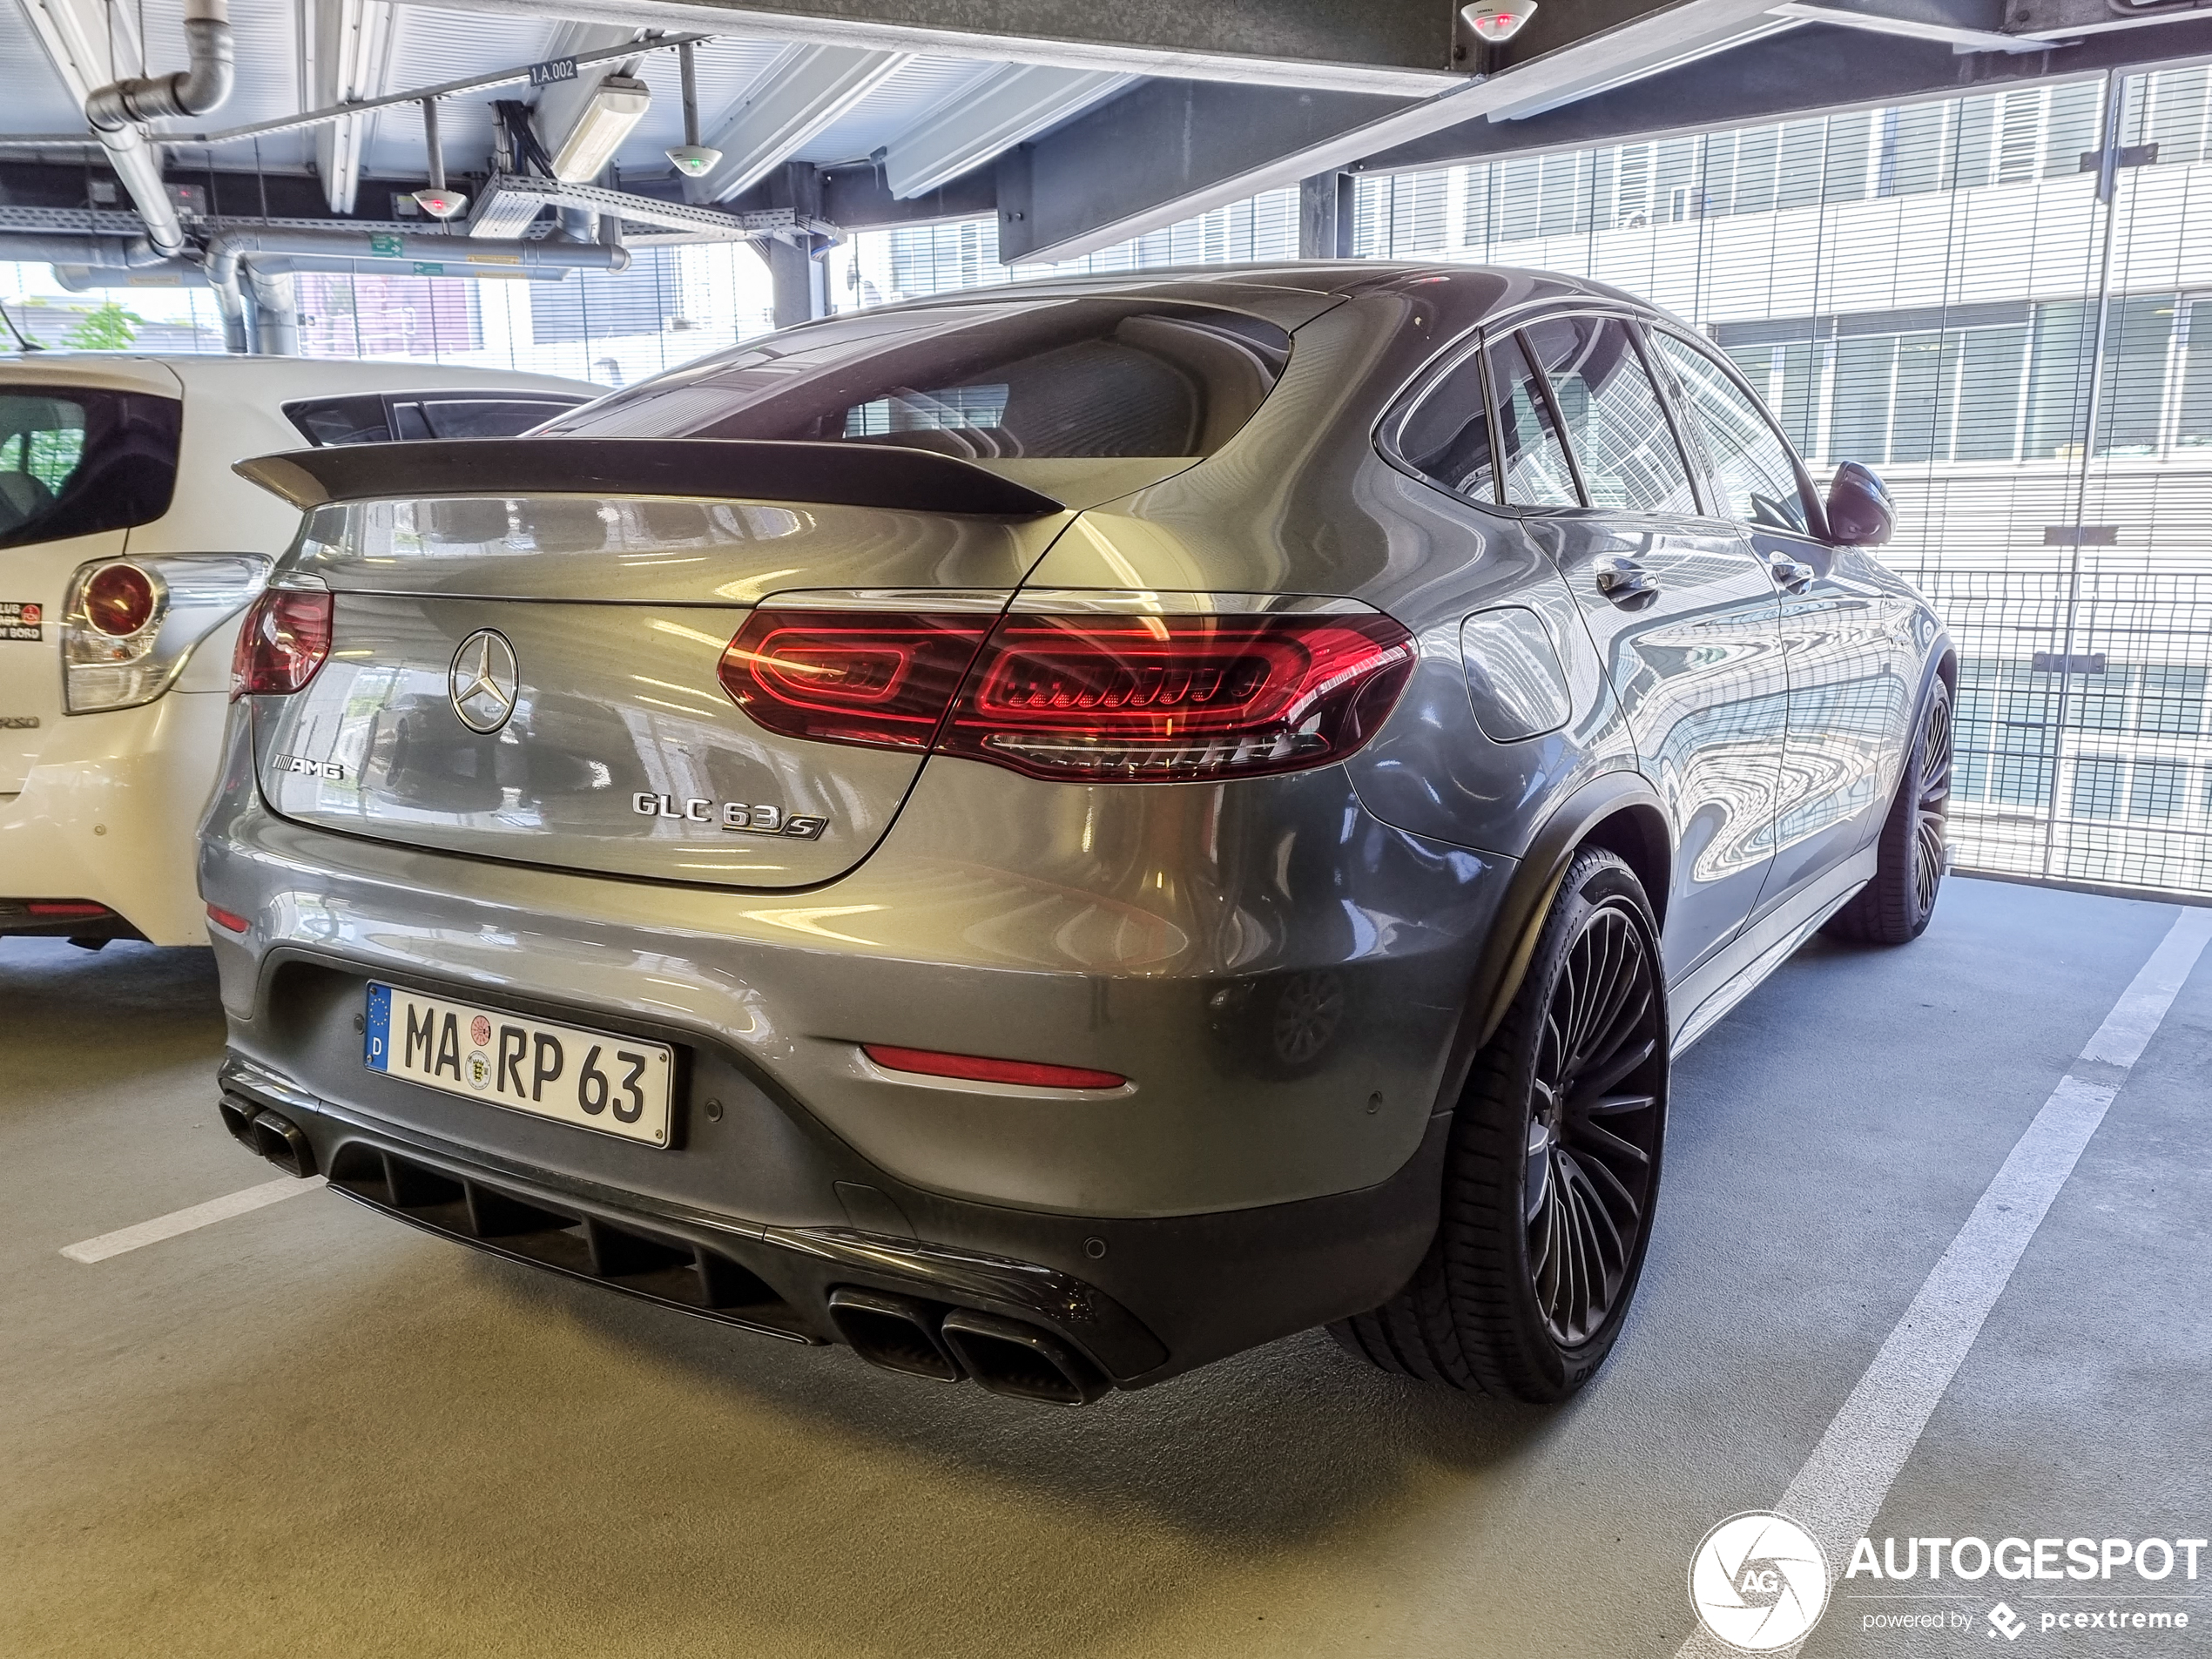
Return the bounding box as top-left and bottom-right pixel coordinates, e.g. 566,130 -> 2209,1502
551,76 -> 651,185
1462,3 -> 1538,43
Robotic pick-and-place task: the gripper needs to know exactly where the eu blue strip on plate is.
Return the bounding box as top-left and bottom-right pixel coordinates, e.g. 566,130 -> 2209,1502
364,982 -> 391,1070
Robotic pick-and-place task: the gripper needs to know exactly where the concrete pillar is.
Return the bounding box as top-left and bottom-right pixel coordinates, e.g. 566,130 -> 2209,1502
768,161 -> 829,328
1299,171 -> 1356,260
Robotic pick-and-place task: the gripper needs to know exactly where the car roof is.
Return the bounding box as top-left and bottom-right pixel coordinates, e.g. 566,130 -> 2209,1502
818,260 -> 1676,337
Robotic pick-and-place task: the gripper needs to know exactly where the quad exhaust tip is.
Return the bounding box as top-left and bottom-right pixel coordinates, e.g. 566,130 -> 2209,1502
828,1288 -> 1110,1406
826,1287 -> 966,1384
219,1094 -> 317,1178
940,1308 -> 1109,1406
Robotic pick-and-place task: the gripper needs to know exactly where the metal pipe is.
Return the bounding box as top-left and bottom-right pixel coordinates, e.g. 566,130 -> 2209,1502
246,268 -> 299,355
679,39 -> 702,147
202,225 -> 631,353
0,233 -> 168,268
84,0 -> 235,126
422,98 -> 447,193
50,261 -> 208,291
82,0 -> 235,258
13,31 -> 712,153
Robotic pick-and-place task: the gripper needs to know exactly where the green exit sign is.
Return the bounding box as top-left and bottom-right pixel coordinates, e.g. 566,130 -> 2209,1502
368,233 -> 403,257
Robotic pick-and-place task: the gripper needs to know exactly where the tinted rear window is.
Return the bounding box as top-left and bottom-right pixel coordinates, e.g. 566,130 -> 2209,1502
287,393 -> 584,447
0,387 -> 180,550
537,299 -> 1291,459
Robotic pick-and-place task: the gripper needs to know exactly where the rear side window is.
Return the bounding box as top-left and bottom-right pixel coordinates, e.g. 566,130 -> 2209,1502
1523,314 -> 1699,515
0,387 -> 180,550
1647,332 -> 1813,532
1398,347 -> 1497,502
288,394 -> 390,446
538,299 -> 1291,459
395,396 -> 582,440
1487,333 -> 1581,509
287,393 -> 584,447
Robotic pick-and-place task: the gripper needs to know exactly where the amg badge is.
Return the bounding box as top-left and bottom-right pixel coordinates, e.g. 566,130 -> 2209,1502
273,753 -> 346,780
631,792 -> 826,839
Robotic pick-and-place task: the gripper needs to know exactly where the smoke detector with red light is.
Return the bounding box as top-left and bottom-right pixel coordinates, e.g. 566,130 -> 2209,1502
411,187 -> 469,219
1462,1 -> 1537,43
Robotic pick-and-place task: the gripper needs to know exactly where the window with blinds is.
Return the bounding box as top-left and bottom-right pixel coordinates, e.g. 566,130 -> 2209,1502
1353,67 -> 2212,899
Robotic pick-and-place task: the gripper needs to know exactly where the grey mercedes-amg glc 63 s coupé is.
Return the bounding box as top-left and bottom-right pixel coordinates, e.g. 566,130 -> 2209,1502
201,263 -> 1954,1406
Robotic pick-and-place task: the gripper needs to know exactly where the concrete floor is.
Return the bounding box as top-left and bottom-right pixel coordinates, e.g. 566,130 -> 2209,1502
2,876 -> 2207,1657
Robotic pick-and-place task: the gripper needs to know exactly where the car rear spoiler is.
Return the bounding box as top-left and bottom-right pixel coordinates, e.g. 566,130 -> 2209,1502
233,437 -> 1067,518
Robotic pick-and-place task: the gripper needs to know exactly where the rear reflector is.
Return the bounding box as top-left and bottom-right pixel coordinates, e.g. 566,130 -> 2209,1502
206,905 -> 250,934
718,610 -> 994,751
862,1044 -> 1125,1091
231,589 -> 334,700
718,607 -> 1416,782
940,612 -> 1417,780
29,901 -> 110,919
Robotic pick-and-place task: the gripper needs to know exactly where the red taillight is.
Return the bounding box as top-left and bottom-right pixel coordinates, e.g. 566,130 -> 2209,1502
862,1043 -> 1125,1090
231,589 -> 334,701
29,901 -> 110,919
941,612 -> 1416,780
206,905 -> 250,934
717,610 -> 994,750
718,605 -> 1416,782
83,563 -> 158,637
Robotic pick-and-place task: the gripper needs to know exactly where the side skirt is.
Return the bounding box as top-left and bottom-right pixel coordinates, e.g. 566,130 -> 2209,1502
1668,848 -> 1876,1057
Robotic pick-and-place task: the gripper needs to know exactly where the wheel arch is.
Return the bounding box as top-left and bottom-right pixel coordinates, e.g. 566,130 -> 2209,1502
1460,772 -> 1673,1065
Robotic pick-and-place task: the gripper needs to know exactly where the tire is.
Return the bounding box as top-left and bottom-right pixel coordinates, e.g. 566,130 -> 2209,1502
1332,847 -> 1668,1403
1822,676 -> 1953,947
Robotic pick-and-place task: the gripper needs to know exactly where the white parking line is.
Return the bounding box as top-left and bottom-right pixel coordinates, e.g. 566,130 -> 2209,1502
1676,904 -> 2212,1657
59,1175 -> 328,1264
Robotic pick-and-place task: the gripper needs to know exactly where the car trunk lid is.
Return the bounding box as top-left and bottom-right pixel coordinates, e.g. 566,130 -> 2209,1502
235,439 -> 1102,890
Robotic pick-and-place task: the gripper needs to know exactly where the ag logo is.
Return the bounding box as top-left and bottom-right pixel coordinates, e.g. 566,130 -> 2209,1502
1689,1511 -> 1831,1651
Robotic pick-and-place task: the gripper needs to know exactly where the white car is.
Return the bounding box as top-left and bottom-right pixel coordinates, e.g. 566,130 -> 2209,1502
0,354 -> 597,948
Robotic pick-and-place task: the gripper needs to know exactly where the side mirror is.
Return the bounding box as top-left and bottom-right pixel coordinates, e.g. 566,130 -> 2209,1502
1825,461 -> 1894,546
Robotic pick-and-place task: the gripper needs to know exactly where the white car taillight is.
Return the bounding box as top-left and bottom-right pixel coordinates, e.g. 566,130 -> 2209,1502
62,554 -> 270,713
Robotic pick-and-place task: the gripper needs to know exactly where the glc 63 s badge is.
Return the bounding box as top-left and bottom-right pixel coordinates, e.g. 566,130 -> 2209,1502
631,792 -> 826,839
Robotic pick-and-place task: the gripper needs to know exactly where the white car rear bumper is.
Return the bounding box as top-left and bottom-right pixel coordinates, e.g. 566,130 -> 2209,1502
0,689 -> 231,946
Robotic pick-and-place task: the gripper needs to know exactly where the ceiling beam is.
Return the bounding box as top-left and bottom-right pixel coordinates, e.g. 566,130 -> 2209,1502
17,0 -> 140,110
685,40 -> 907,202
881,64 -> 1130,200
300,0 -> 395,213
1356,11 -> 2212,175
414,0 -> 1471,97
996,0 -> 1797,262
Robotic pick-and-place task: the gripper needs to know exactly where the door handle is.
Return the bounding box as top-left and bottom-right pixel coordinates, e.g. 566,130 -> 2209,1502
1595,559 -> 1661,610
1766,553 -> 1816,592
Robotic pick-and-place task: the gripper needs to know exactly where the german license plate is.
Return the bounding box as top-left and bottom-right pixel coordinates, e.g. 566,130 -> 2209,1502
364,983 -> 673,1147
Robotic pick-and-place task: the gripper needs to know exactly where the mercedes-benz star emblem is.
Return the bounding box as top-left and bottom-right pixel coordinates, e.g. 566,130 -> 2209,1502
448,629 -> 519,734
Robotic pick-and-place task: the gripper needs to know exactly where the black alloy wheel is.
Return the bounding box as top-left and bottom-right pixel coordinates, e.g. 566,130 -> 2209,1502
1524,897 -> 1663,1348
1332,846 -> 1668,1402
1824,676 -> 1953,946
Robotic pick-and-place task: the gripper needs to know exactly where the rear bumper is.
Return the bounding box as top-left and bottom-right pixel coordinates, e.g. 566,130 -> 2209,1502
203,749 -> 1513,1218
219,1052 -> 1453,1389
0,690 -> 230,946
199,744 -> 1512,1383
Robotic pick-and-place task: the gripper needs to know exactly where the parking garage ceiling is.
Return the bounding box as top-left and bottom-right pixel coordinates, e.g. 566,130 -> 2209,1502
6,0 -> 2212,278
